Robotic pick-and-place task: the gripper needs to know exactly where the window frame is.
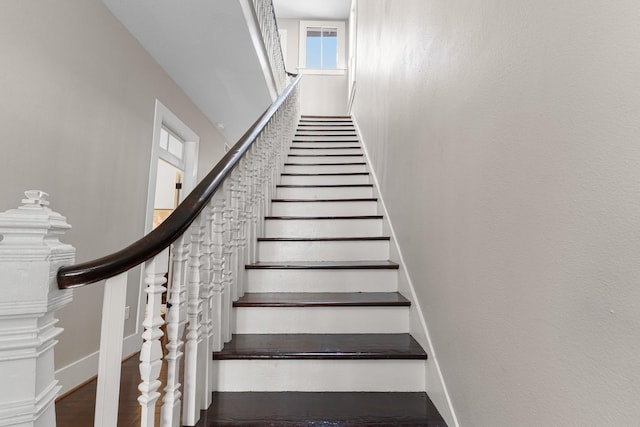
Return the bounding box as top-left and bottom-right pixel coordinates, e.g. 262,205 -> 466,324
298,20 -> 346,75
158,124 -> 186,171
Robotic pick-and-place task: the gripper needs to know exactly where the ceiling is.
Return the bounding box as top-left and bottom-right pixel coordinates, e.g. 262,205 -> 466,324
103,0 -> 273,143
101,0 -> 351,143
272,0 -> 351,20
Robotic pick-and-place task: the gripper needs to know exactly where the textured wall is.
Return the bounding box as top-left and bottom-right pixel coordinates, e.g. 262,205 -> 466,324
0,0 -> 225,378
352,1 -> 640,425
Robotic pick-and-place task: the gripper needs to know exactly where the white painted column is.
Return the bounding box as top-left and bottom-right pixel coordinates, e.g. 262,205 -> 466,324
0,191 -> 74,427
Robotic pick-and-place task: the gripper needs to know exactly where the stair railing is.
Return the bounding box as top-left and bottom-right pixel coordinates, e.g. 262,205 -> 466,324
0,73 -> 300,426
247,0 -> 289,92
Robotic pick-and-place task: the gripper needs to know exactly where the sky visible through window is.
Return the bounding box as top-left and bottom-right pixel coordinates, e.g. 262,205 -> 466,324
306,27 -> 337,69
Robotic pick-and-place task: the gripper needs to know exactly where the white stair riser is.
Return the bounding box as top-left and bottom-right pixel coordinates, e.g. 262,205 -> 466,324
283,164 -> 367,174
296,123 -> 354,129
296,130 -> 357,134
300,118 -> 352,121
257,240 -> 389,262
297,126 -> 356,131
294,136 -> 358,142
246,269 -> 398,292
280,175 -> 370,185
292,142 -> 360,148
276,186 -> 373,199
289,148 -> 362,155
271,201 -> 378,216
294,129 -> 357,139
264,218 -> 383,238
287,156 -> 364,164
234,306 -> 409,334
212,359 -> 426,391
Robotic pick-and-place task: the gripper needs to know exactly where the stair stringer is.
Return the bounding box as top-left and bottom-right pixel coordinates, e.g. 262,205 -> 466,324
351,117 -> 460,427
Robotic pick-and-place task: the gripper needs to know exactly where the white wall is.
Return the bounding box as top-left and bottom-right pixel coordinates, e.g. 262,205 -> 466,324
278,19 -> 300,73
300,75 -> 348,116
0,0 -> 226,390
352,1 -> 640,426
278,18 -> 348,115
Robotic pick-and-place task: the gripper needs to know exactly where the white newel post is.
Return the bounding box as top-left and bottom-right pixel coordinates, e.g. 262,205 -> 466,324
0,191 -> 74,427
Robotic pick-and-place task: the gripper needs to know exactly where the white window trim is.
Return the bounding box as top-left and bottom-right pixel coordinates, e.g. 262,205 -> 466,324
298,20 -> 346,74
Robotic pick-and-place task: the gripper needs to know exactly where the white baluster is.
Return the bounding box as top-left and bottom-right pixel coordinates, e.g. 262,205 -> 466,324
199,205 -> 214,409
183,219 -> 204,426
138,249 -> 168,427
237,159 -> 249,297
161,235 -> 189,427
246,148 -> 259,264
222,179 -> 234,342
261,133 -> 272,220
234,163 -> 245,299
229,169 -> 242,302
211,192 -> 226,351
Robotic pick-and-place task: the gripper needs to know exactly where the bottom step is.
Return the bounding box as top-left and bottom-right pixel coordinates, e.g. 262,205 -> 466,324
195,392 -> 447,426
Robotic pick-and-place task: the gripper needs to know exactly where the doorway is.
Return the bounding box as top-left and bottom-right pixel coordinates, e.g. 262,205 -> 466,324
144,100 -> 199,234
152,125 -> 187,228
133,100 -> 200,344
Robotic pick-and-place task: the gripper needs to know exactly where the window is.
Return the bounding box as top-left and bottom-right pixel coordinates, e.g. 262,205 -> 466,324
158,125 -> 185,168
159,125 -> 184,159
305,27 -> 338,69
298,20 -> 345,74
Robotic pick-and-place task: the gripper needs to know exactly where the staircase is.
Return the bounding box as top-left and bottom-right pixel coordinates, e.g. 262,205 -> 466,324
202,116 -> 447,426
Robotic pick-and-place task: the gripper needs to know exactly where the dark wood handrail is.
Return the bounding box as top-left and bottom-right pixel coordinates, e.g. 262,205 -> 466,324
57,75 -> 302,289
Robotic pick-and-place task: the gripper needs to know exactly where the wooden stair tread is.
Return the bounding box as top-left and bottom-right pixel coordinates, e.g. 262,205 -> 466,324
284,162 -> 366,166
301,115 -> 352,118
257,236 -> 389,242
288,154 -> 363,157
271,198 -> 377,202
214,333 -> 427,360
277,184 -> 372,188
290,146 -> 361,149
234,292 -> 410,307
197,392 -> 447,426
265,215 -> 383,220
281,172 -> 370,176
246,260 -> 399,270
294,135 -> 358,138
295,133 -> 356,136
298,126 -> 355,129
292,139 -> 359,143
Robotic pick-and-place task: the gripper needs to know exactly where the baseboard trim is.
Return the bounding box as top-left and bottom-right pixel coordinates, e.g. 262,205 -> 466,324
351,116 -> 460,427
55,332 -> 142,397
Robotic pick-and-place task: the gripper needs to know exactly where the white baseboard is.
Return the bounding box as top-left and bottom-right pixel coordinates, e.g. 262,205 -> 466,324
56,332 -> 142,397
351,116 -> 460,427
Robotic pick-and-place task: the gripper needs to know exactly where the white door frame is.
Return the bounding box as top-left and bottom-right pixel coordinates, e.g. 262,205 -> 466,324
131,100 -> 200,345
144,99 -> 199,234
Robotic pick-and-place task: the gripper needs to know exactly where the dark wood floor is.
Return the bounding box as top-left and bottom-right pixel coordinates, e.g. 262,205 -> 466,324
55,353 -> 154,427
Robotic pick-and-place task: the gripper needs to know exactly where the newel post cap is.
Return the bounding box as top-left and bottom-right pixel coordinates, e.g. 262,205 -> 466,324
0,190 -> 72,251
0,190 -> 75,314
